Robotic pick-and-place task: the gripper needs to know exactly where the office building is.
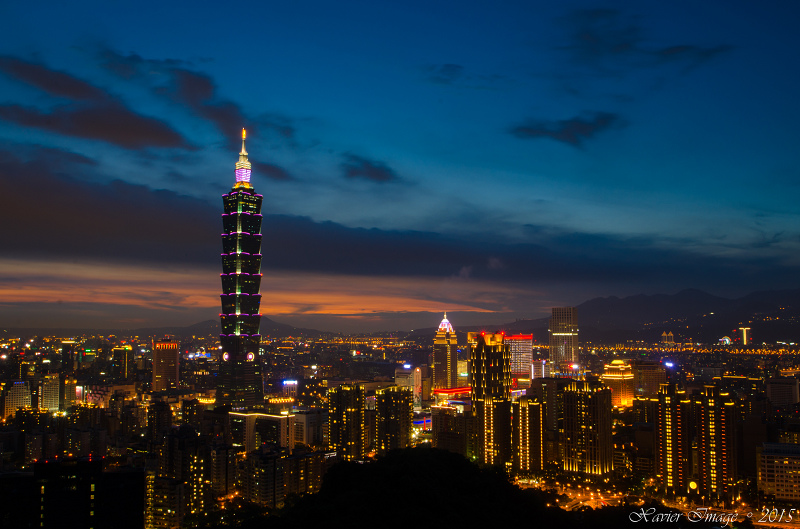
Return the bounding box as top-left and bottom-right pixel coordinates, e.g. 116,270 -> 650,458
1,380 -> 32,420
229,411 -> 296,452
532,359 -> 550,379
152,338 -> 179,392
632,360 -> 667,396
759,443 -> 800,502
432,313 -> 458,389
217,129 -> 265,410
112,345 -> 134,380
602,360 -> 634,407
39,374 -> 60,412
549,307 -> 578,374
507,334 -> 534,380
767,377 -> 800,409
62,376 -> 79,410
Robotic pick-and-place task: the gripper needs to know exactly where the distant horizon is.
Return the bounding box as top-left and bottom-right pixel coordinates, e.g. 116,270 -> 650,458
3,285 -> 795,335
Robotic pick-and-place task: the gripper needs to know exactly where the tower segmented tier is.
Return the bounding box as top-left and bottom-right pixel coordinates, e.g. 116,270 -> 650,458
217,129 -> 264,409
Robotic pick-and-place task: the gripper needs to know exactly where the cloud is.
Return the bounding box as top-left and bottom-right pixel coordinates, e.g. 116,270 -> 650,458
0,146 -> 217,264
0,55 -> 192,149
98,48 -> 186,80
0,103 -> 192,149
559,9 -> 732,75
425,63 -> 465,85
654,44 -> 733,72
99,48 -> 296,150
253,161 -> 293,181
0,55 -> 107,101
421,63 -> 507,89
509,111 -> 621,147
341,153 -> 399,182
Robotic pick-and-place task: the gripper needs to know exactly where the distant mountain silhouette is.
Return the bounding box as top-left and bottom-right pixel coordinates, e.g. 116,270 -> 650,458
407,288 -> 800,344
5,288 -> 798,343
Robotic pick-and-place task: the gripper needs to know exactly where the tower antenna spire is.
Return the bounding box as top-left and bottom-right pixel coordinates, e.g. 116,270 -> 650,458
234,128 -> 252,188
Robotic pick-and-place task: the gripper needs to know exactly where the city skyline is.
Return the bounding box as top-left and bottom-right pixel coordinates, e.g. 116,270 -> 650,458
1,1 -> 799,332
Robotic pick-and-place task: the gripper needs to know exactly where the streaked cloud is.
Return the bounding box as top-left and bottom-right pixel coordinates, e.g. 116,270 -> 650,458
341,153 -> 399,183
509,111 -> 621,147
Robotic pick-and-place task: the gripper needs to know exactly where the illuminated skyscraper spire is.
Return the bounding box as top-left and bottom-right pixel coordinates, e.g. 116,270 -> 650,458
234,128 -> 252,188
433,312 -> 457,389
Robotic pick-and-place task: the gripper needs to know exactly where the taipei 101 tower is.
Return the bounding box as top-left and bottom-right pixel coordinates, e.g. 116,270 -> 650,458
217,129 -> 264,409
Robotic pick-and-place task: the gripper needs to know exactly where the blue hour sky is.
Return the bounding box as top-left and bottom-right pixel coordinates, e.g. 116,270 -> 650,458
0,1 -> 798,332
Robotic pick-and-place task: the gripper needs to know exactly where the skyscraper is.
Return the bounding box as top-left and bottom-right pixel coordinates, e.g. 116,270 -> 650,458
39,374 -> 60,412
549,307 -> 578,374
512,396 -> 544,474
468,332 -> 511,465
602,359 -> 634,407
112,345 -> 134,380
152,338 -> 179,392
655,383 -> 739,499
562,380 -> 613,476
327,384 -> 365,461
375,386 -> 413,455
217,129 -> 264,409
432,313 -> 458,389
507,334 -> 533,380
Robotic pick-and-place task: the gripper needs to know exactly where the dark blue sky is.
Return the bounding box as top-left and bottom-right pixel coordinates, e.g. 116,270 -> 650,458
1,1 -> 798,332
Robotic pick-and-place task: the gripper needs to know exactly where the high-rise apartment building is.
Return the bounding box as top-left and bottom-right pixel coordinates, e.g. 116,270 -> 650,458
655,384 -> 691,491
549,307 -> 578,374
469,332 -> 511,465
327,384 -> 365,461
695,385 -> 738,498
432,314 -> 458,389
655,383 -> 739,499
152,338 -> 179,392
512,396 -> 544,474
375,386 -> 413,455
217,130 -> 265,409
562,380 -> 613,476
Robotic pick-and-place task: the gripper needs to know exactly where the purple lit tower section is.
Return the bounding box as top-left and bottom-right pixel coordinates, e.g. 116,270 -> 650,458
217,129 -> 264,409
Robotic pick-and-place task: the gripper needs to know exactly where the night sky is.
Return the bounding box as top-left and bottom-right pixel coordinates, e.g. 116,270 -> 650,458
1,1 -> 798,332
